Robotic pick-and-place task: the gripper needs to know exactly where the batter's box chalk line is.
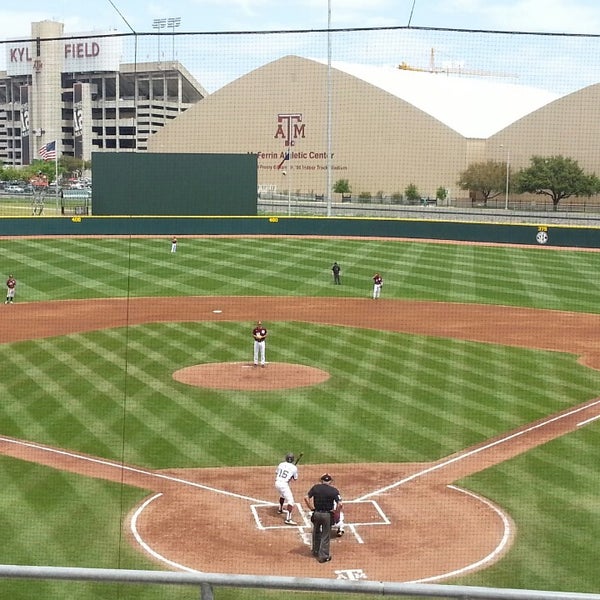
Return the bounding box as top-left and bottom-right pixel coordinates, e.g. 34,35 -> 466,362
251,499 -> 390,544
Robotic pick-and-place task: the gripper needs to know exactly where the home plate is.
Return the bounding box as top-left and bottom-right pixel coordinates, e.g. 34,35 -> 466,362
212,310 -> 222,313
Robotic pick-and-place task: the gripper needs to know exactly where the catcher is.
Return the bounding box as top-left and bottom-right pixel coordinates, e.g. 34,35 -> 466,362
331,506 -> 346,537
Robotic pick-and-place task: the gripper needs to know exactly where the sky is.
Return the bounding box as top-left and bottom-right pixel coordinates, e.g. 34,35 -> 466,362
2,0 -> 600,94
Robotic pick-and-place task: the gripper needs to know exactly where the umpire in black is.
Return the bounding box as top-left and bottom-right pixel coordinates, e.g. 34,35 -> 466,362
304,473 -> 343,563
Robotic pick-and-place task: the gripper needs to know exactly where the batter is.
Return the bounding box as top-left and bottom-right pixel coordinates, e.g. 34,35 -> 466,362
275,452 -> 298,525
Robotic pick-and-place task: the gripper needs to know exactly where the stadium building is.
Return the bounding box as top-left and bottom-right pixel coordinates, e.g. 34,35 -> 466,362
148,54 -> 600,203
0,20 -> 207,167
4,20 -> 600,204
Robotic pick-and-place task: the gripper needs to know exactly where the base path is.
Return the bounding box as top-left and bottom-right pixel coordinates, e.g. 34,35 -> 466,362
1,296 -> 600,582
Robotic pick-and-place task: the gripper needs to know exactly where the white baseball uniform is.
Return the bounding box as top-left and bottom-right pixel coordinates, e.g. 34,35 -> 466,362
252,323 -> 267,366
275,460 -> 298,506
372,274 -> 383,299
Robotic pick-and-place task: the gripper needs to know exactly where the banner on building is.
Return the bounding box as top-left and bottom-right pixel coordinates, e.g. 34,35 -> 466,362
73,82 -> 83,159
20,85 -> 30,165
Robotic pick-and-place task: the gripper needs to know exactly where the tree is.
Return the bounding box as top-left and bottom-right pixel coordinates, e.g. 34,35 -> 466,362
60,155 -> 87,178
514,155 -> 600,211
0,166 -> 23,182
435,186 -> 448,203
457,161 -> 506,206
333,179 -> 351,195
404,183 -> 420,203
27,161 -> 56,183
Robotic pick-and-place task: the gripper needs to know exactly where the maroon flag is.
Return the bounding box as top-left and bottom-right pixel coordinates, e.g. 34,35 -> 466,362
277,149 -> 290,169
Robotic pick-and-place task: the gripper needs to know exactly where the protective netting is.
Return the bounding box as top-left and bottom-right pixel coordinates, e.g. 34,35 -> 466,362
2,25 -> 600,210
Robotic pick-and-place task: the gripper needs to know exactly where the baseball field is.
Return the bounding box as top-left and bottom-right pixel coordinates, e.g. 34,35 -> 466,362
1,235 -> 600,599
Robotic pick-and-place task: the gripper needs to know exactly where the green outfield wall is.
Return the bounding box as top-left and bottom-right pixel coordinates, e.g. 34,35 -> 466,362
2,215 -> 600,247
92,153 -> 258,216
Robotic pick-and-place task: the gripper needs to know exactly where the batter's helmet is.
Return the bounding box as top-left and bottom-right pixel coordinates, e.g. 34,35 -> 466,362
285,453 -> 295,463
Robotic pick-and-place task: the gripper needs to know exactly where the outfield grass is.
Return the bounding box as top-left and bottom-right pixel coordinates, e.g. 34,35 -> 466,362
0,237 -> 599,599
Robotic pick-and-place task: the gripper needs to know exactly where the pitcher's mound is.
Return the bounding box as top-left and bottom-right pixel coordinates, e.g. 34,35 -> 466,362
173,362 -> 330,390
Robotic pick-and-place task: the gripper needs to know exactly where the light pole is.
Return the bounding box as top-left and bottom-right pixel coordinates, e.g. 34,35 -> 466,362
501,145 -> 510,210
152,18 -> 167,63
326,0 -> 332,217
167,17 -> 181,61
504,148 -> 510,210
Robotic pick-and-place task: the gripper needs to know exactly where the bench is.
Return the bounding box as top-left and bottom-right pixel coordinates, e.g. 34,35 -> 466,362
60,189 -> 92,215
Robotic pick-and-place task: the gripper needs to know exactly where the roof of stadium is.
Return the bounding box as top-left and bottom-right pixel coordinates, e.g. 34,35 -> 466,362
318,59 -> 561,139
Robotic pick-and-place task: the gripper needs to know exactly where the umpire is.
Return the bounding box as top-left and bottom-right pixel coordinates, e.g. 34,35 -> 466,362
304,473 -> 343,563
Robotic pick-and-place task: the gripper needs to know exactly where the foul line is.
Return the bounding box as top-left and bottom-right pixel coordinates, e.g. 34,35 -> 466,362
356,397 -> 600,501
578,414 -> 600,427
2,397 -> 600,580
0,435 -> 269,505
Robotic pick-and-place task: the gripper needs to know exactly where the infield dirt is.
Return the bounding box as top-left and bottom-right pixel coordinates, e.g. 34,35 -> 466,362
1,296 -> 599,581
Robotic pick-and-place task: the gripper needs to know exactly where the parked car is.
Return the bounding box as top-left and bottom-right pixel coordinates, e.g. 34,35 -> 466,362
5,185 -> 25,194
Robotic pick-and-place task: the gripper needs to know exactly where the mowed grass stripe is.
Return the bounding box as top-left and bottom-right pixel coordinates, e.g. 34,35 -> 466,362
2,237 -> 599,311
3,236 -> 600,597
9,321 -> 588,468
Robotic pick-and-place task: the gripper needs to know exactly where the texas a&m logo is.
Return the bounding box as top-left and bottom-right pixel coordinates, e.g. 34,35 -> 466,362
274,113 -> 305,147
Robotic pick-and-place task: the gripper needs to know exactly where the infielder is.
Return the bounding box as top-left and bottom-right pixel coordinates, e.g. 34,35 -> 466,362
275,453 -> 298,525
252,320 -> 267,367
372,272 -> 383,299
5,274 -> 16,304
331,262 -> 341,284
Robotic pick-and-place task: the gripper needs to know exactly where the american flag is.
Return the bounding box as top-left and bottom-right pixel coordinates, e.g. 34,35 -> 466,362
38,140 -> 57,161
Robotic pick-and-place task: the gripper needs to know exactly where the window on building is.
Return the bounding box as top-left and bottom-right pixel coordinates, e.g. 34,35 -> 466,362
152,78 -> 165,100
104,77 -> 117,100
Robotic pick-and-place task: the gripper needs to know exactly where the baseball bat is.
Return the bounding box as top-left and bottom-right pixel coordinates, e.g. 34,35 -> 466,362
295,452 -> 304,465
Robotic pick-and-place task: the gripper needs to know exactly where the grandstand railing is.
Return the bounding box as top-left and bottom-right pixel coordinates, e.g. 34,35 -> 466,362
0,565 -> 600,600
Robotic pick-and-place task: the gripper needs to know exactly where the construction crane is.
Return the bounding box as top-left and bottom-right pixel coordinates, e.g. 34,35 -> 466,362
398,48 -> 517,79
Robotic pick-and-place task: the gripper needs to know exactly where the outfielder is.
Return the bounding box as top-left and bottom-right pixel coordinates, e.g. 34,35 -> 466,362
170,236 -> 177,253
252,320 -> 267,367
275,452 -> 298,525
5,274 -> 16,304
372,272 -> 383,299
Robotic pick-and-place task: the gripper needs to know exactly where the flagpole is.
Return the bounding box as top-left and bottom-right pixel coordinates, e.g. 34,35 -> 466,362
55,148 -> 59,215
287,148 -> 292,216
